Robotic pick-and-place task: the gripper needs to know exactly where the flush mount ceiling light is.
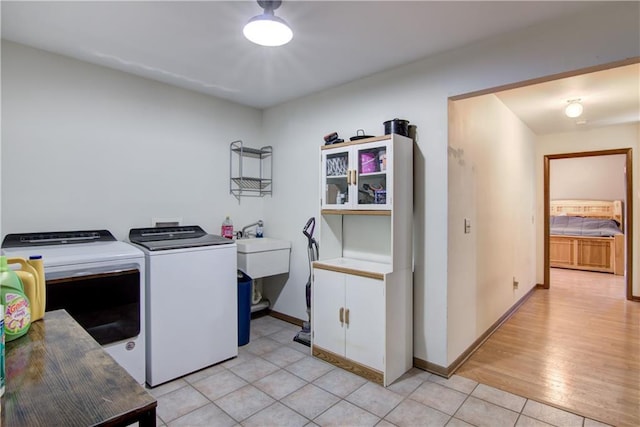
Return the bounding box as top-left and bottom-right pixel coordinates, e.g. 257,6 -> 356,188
564,99 -> 584,118
243,0 -> 293,47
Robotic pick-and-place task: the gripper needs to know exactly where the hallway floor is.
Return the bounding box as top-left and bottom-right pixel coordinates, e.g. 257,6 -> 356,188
149,313 -> 610,426
457,268 -> 638,427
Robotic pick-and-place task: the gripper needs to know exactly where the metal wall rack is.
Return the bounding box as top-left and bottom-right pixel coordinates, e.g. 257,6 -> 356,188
230,140 -> 273,201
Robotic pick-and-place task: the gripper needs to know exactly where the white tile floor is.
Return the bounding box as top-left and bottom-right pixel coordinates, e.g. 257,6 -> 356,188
147,315 -> 611,427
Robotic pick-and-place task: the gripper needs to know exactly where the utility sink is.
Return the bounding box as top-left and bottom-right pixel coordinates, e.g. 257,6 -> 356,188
236,237 -> 291,279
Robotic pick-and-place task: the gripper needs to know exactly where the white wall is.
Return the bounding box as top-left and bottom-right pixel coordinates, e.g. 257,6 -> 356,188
1,41 -> 264,240
262,2 -> 640,367
536,123 -> 640,296
448,95 -> 536,364
550,155 -> 626,201
2,2 -> 638,369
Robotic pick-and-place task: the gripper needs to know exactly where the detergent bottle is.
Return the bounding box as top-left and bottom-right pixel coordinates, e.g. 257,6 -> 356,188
8,256 -> 45,322
0,256 -> 31,341
1,302 -> 5,397
29,255 -> 46,319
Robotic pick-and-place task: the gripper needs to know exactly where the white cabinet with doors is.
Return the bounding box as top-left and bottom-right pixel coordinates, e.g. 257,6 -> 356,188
312,266 -> 386,381
312,134 -> 413,387
321,137 -> 392,210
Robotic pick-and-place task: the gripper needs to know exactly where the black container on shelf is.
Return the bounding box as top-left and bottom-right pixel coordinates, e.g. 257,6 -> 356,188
383,118 -> 410,137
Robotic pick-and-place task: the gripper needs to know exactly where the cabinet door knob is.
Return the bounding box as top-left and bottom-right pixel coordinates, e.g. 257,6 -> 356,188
345,308 -> 350,325
339,307 -> 344,324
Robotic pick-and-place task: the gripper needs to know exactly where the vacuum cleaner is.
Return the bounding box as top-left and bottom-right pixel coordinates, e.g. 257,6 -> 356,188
293,217 -> 318,347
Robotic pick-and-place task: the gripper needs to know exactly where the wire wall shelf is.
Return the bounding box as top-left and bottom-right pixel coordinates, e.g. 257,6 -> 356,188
230,140 -> 273,201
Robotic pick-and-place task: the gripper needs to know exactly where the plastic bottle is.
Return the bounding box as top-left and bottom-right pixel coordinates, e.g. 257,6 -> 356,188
256,220 -> 264,238
28,255 -> 46,321
8,256 -> 45,322
0,256 -> 31,342
221,216 -> 234,239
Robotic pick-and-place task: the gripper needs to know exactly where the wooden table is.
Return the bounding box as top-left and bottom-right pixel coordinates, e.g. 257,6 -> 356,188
1,310 -> 156,426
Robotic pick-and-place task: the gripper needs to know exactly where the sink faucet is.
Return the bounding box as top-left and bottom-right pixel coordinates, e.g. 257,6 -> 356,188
239,220 -> 263,238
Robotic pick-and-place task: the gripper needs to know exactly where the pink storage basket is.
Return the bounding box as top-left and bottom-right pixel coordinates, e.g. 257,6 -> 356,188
360,152 -> 378,173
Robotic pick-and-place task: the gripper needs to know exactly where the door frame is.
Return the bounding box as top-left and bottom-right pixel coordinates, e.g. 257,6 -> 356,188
543,148 -> 634,300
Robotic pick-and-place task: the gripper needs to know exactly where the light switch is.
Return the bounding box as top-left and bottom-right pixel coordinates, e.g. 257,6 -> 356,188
464,218 -> 471,234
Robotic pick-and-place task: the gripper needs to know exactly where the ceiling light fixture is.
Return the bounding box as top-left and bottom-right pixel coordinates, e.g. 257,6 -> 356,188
564,99 -> 583,118
243,0 -> 293,47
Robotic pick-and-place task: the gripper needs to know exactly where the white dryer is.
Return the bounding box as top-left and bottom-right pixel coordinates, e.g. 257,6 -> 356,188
129,226 -> 237,387
1,230 -> 146,384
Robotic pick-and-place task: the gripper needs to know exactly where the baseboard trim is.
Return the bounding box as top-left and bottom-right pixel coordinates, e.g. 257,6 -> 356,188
268,310 -> 304,327
414,285 -> 538,378
314,346 -> 384,385
413,358 -> 448,378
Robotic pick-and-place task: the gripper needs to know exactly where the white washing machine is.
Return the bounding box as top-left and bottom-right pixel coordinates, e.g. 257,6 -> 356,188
1,230 -> 146,384
128,225 -> 237,387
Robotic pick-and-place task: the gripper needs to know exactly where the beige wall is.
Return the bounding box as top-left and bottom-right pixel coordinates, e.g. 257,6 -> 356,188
551,155 -> 627,201
262,3 -> 639,367
2,3 -> 638,369
448,94 -> 537,363
1,41 -> 264,239
536,123 -> 639,296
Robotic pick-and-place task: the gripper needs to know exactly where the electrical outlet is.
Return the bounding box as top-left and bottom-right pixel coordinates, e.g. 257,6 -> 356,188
513,277 -> 519,289
464,218 -> 471,234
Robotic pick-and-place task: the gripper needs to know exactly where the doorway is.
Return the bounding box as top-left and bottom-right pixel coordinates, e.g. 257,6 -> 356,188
543,149 -> 633,299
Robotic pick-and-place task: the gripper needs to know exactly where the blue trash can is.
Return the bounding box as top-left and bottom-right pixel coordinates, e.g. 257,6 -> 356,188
237,270 -> 252,346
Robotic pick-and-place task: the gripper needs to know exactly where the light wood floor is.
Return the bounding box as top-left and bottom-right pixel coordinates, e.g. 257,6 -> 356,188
457,268 -> 639,427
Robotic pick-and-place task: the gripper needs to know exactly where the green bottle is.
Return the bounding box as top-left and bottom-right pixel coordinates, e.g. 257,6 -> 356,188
0,256 -> 31,341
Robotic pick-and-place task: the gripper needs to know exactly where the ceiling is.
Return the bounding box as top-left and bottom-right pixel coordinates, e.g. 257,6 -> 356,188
2,1 -> 638,135
495,63 -> 640,135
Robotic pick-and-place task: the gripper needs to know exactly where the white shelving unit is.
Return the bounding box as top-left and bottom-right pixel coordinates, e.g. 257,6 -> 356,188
230,140 -> 272,201
311,134 -> 413,387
